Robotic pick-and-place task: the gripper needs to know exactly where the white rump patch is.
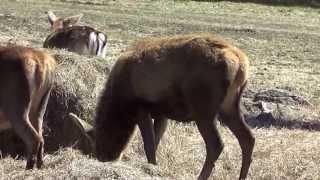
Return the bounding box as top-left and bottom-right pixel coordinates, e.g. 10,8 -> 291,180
97,33 -> 107,58
88,32 -> 107,58
89,32 -> 98,55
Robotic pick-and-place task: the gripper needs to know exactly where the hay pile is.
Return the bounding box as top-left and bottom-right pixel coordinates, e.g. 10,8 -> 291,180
45,49 -> 109,154
0,148 -> 167,179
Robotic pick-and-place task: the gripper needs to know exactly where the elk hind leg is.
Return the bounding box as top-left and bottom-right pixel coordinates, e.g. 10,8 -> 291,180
7,106 -> 41,170
220,86 -> 255,179
154,117 -> 168,151
31,88 -> 52,168
220,111 -> 254,179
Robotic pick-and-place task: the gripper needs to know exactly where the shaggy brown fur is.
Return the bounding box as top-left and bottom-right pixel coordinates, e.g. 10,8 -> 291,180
95,33 -> 255,180
0,46 -> 56,169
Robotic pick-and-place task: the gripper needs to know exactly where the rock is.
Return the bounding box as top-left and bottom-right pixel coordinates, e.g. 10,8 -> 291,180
253,89 -> 312,106
241,88 -> 318,131
258,101 -> 275,113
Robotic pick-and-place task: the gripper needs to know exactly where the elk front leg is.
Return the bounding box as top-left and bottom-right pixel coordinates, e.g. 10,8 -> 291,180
196,119 -> 223,180
137,111 -> 157,165
153,117 -> 168,151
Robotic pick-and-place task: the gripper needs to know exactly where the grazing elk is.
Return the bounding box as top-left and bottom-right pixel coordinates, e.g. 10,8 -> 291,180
0,46 -> 56,169
94,33 -> 255,179
43,11 -> 107,58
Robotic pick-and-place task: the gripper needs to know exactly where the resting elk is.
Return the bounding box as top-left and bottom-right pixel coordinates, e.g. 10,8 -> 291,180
43,11 -> 107,58
0,46 -> 56,169
92,33 -> 255,180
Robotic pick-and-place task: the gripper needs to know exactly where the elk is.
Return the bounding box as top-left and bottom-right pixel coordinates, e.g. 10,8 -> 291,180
94,33 -> 255,180
0,46 -> 56,169
43,11 -> 107,58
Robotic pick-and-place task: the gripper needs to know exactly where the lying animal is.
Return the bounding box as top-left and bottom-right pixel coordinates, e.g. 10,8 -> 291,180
44,11 -> 107,58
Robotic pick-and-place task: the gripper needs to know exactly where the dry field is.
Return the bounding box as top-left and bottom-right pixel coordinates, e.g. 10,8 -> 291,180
0,0 -> 320,179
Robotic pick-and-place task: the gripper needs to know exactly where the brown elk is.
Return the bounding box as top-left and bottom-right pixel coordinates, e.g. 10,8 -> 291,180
43,11 -> 107,58
94,33 -> 255,179
0,46 -> 56,169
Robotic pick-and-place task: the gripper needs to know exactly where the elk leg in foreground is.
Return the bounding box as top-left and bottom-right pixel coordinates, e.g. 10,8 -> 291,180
137,110 -> 157,164
34,88 -> 53,168
6,103 -> 41,169
220,84 -> 255,179
154,117 -> 168,151
221,112 -> 254,180
196,117 -> 223,180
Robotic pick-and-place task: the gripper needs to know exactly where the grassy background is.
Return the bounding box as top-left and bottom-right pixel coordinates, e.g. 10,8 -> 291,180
0,0 -> 320,179
177,0 -> 320,7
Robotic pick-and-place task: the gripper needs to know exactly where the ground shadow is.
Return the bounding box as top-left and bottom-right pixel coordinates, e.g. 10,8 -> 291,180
245,113 -> 320,131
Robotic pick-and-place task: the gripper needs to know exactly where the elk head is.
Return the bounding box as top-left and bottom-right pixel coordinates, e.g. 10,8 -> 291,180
47,11 -> 83,31
68,113 -> 95,153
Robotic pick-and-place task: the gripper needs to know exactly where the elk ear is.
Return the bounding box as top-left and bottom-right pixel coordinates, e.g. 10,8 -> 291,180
68,113 -> 93,134
63,14 -> 83,27
47,11 -> 58,25
68,113 -> 95,154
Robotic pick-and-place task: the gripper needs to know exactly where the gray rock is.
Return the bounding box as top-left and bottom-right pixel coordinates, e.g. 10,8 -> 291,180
253,89 -> 312,106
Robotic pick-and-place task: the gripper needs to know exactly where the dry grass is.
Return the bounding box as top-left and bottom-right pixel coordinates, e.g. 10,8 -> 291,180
0,0 -> 320,179
1,124 -> 320,179
183,0 -> 320,7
